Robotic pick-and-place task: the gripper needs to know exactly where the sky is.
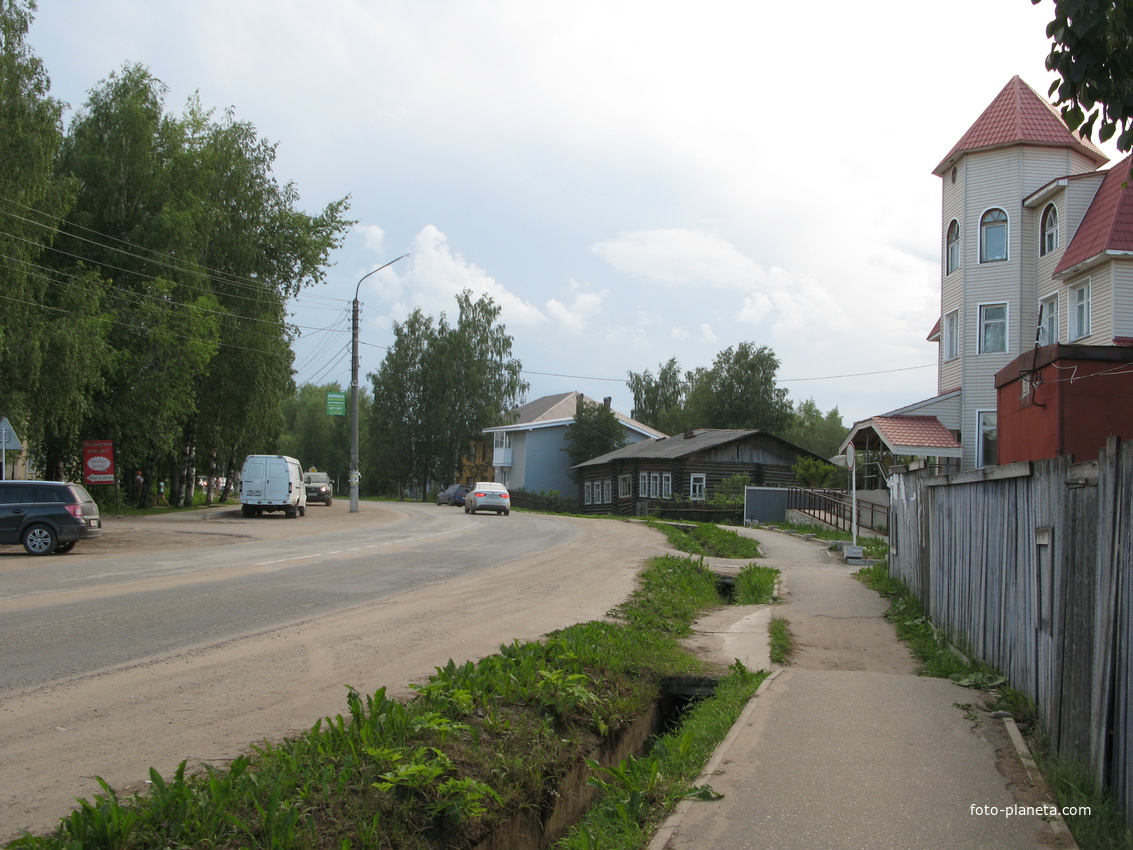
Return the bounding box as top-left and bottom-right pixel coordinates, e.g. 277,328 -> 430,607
25,0 -> 1124,427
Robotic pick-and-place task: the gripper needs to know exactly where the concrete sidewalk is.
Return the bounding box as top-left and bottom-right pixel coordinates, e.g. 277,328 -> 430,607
652,528 -> 1075,850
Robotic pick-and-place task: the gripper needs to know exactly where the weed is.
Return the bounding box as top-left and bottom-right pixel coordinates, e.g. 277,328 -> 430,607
768,617 -> 795,665
733,564 -> 779,604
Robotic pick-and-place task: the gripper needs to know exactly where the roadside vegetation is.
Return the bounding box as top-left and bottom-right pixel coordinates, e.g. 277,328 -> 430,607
8,552 -> 769,850
768,617 -> 795,665
854,562 -> 1133,850
646,520 -> 762,559
770,519 -> 890,560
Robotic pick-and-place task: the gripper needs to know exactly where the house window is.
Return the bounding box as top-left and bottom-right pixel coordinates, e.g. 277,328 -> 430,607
639,472 -> 647,497
650,473 -> 660,499
618,474 -> 632,498
979,303 -> 1007,353
1041,204 -> 1059,256
946,220 -> 960,274
1038,294 -> 1058,346
584,481 -> 592,505
980,208 -> 1008,262
662,473 -> 672,499
977,411 -> 998,468
690,473 -> 706,501
943,310 -> 959,361
602,480 -> 612,504
1071,282 -> 1091,340
493,431 -> 512,449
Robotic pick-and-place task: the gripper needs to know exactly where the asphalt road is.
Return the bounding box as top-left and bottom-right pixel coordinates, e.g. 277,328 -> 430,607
0,500 -> 576,695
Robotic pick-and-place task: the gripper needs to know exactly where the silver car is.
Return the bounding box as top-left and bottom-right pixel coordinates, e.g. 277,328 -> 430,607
464,482 -> 511,516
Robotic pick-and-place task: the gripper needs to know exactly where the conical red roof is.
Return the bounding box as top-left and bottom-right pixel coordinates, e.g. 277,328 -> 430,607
933,76 -> 1108,176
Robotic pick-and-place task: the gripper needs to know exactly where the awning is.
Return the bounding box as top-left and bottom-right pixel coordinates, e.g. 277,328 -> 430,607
839,415 -> 962,459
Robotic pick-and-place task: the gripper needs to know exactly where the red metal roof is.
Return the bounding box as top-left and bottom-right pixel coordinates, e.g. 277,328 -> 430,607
871,416 -> 961,451
934,76 -> 1108,176
1055,155 -> 1133,275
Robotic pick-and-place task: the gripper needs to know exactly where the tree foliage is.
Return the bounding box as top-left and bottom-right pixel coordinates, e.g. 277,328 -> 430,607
368,291 -> 526,497
1035,0 -> 1133,152
784,398 -> 847,459
563,398 -> 628,479
0,15 -> 353,494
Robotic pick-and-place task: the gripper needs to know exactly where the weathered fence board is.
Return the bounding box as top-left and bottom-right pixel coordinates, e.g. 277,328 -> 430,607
890,440 -> 1133,825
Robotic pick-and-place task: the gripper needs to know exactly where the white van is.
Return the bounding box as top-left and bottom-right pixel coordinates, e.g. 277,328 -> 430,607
240,455 -> 307,518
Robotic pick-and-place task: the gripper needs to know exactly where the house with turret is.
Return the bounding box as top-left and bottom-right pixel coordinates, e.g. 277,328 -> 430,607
844,76 -> 1133,471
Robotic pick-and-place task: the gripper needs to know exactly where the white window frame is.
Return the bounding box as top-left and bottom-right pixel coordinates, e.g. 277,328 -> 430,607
1038,293 -> 1059,346
946,219 -> 960,274
649,473 -> 660,499
618,474 -> 631,499
584,481 -> 592,505
1071,281 -> 1092,341
1041,204 -> 1059,256
977,411 -> 998,468
980,208 -> 1009,263
662,473 -> 672,499
493,431 -> 512,449
638,472 -> 647,497
690,473 -> 707,502
978,302 -> 1008,354
943,310 -> 959,361
602,479 -> 612,504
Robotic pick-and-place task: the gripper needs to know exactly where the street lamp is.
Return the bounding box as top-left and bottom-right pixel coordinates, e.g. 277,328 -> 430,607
351,253 -> 410,513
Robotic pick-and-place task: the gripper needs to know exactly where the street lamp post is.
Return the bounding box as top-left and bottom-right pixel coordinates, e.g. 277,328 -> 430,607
351,253 -> 409,513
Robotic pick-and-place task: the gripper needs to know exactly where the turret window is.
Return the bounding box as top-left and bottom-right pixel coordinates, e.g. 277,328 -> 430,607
946,220 -> 960,274
1041,204 -> 1059,256
980,209 -> 1008,263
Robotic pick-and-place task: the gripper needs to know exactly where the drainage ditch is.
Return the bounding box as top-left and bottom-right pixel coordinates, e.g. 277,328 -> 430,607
471,676 -> 720,850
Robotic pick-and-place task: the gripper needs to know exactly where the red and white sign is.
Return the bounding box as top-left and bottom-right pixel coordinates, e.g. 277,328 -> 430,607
83,440 -> 116,485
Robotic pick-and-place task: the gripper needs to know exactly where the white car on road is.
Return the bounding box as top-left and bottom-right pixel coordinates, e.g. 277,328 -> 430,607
464,482 -> 511,516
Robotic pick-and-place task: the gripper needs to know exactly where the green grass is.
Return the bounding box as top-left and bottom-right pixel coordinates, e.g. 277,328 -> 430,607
773,520 -> 889,560
7,552 -> 752,850
768,617 -> 795,665
647,520 -> 762,559
733,564 -> 779,605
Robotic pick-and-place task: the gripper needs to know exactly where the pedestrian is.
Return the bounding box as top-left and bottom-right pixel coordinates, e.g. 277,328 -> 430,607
158,481 -> 169,507
135,470 -> 146,508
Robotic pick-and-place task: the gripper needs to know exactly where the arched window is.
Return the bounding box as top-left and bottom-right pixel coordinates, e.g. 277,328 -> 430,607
980,209 -> 1008,263
1041,204 -> 1059,256
946,220 -> 960,274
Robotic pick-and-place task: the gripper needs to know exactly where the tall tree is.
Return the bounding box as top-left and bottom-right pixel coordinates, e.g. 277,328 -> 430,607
0,0 -> 90,465
1035,0 -> 1133,152
785,398 -> 847,459
684,342 -> 792,433
627,357 -> 685,434
367,291 -> 526,497
563,398 -> 628,480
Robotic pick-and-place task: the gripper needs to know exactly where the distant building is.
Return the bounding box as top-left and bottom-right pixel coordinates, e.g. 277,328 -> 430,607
483,392 -> 664,497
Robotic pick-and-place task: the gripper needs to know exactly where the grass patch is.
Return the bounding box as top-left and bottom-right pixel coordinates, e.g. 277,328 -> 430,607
647,520 -> 762,559
733,564 -> 779,605
773,520 -> 889,560
768,617 -> 795,665
8,553 -> 750,850
1031,747 -> 1133,849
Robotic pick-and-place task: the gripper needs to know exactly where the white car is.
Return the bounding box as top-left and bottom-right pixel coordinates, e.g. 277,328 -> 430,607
464,482 -> 511,516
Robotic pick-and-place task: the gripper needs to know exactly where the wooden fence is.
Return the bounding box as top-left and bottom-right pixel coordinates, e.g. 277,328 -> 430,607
889,436 -> 1133,824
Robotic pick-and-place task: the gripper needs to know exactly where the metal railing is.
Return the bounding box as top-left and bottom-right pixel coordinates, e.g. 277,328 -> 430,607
786,488 -> 889,536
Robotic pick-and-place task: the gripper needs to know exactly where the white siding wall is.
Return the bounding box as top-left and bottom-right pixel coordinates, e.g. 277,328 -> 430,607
940,160 -> 966,393
1114,264 -> 1133,339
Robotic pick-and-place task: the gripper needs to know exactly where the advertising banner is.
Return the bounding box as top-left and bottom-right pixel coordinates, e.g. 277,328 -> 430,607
83,440 -> 116,485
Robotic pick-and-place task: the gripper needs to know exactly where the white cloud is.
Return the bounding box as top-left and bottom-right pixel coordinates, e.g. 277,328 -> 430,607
545,287 -> 606,334
592,229 -> 765,289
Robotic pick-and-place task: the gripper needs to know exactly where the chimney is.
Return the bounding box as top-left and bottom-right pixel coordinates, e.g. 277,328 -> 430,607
603,396 -> 612,409
683,429 -> 695,439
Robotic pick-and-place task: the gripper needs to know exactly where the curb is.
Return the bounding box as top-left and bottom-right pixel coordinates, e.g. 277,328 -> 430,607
647,668 -> 783,850
1001,716 -> 1078,848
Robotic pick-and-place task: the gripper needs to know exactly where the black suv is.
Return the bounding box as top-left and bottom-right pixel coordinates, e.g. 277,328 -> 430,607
303,472 -> 333,506
0,480 -> 103,555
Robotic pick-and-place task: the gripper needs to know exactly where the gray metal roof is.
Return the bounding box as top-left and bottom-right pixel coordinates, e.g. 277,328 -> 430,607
574,428 -> 811,467
485,391 -> 665,439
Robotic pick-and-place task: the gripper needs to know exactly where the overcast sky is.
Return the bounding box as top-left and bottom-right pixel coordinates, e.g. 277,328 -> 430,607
26,1 -> 1121,426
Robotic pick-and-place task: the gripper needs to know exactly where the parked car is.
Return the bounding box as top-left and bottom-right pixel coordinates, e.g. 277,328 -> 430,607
464,482 -> 511,516
436,484 -> 471,506
0,480 -> 103,555
304,471 -> 334,506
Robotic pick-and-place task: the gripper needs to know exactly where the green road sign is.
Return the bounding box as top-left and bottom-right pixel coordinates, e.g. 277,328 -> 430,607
326,391 -> 347,416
